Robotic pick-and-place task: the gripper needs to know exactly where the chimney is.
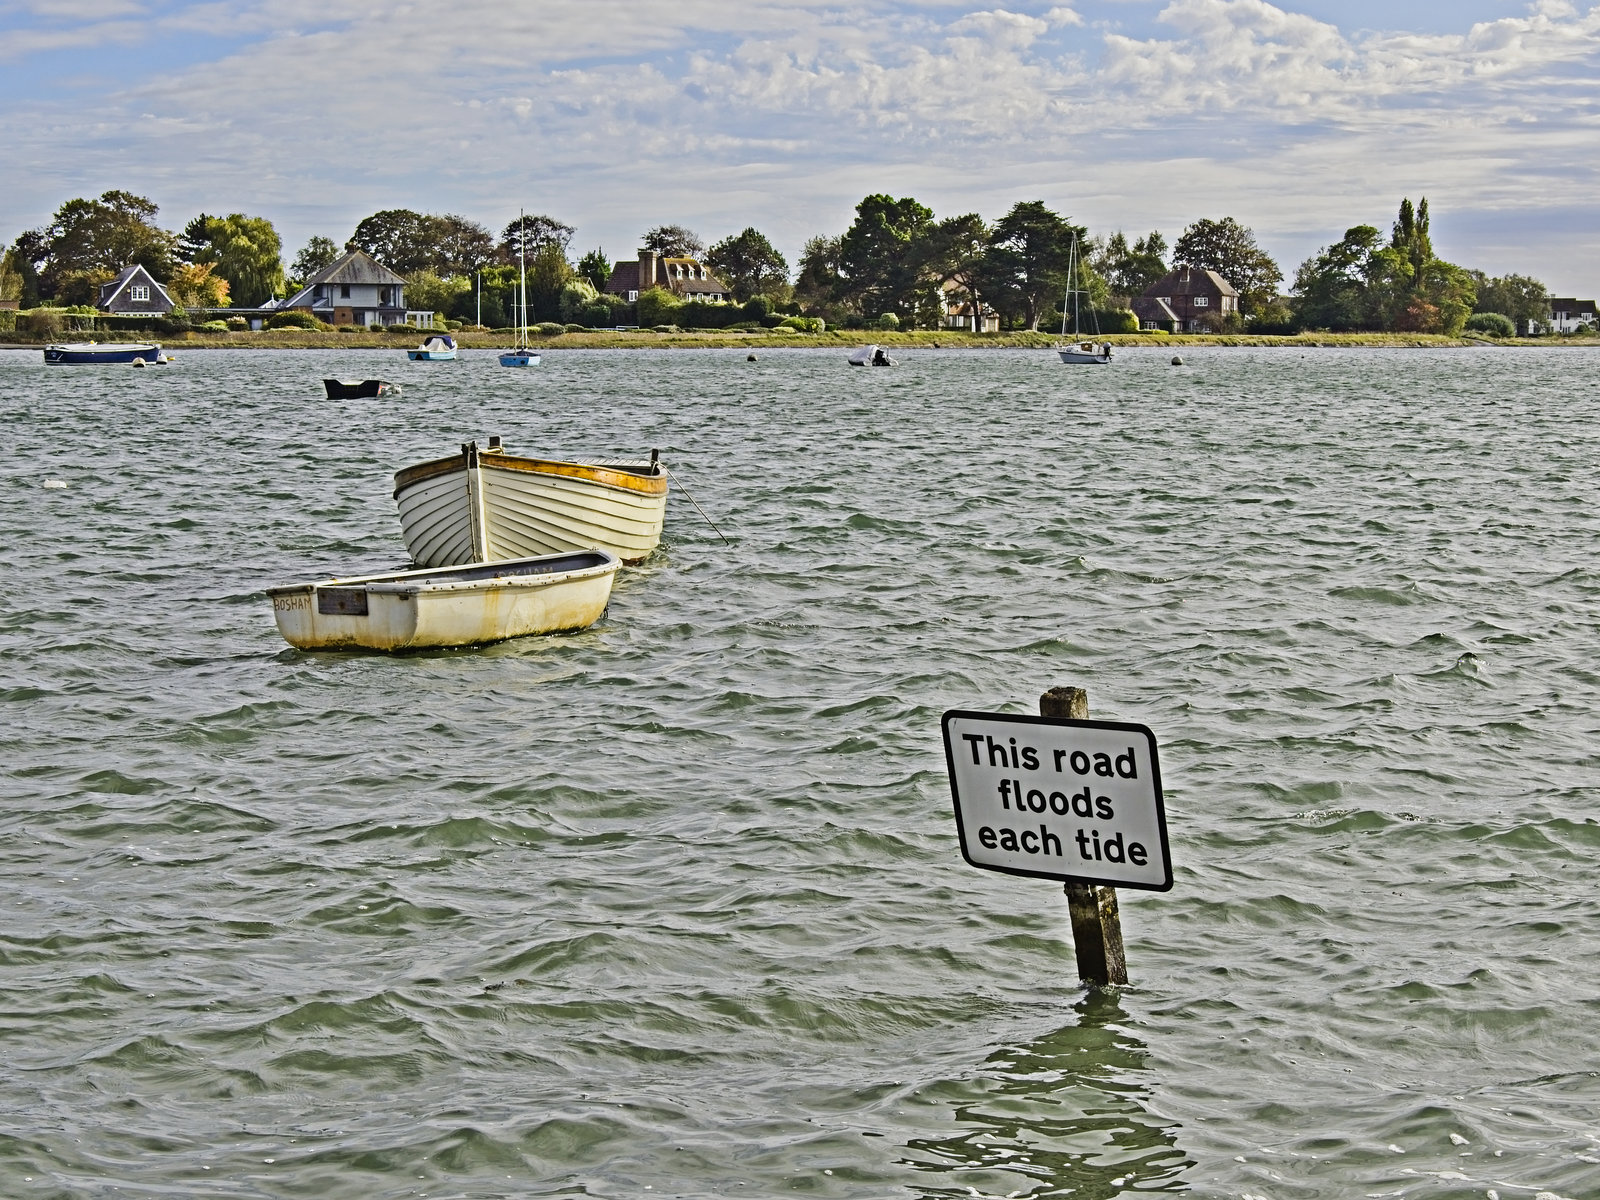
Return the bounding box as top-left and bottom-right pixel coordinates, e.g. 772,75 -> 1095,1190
637,249 -> 658,289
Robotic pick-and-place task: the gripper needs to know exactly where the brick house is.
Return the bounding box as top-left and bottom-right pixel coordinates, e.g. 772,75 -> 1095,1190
605,250 -> 731,303
1141,267 -> 1239,331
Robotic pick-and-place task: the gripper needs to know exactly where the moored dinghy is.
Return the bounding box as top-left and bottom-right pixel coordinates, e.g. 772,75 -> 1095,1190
393,437 -> 669,568
848,344 -> 896,366
407,334 -> 458,361
45,342 -> 166,365
266,549 -> 621,651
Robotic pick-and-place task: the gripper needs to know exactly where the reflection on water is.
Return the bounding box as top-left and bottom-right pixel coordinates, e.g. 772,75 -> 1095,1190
904,992 -> 1190,1197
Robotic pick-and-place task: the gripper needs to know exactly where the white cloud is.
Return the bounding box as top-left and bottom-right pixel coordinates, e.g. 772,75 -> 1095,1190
2,0 -> 1599,289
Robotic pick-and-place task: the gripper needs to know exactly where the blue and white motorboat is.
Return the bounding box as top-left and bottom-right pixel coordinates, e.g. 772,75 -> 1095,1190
407,334 -> 458,361
44,342 -> 166,366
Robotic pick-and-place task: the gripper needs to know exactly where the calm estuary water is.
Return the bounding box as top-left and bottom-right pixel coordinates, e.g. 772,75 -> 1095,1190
1,344 -> 1597,1200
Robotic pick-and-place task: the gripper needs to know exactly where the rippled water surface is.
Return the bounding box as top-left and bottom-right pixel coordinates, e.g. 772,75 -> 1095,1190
2,344 -> 1598,1199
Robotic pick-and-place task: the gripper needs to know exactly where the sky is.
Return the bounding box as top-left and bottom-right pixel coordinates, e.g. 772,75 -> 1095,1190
3,0 -> 1598,293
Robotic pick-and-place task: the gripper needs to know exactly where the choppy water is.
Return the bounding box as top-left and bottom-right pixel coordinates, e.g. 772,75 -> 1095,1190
1,344 -> 1598,1200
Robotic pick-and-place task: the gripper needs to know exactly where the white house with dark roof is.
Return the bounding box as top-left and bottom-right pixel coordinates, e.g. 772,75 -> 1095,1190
283,249 -> 434,327
1546,298 -> 1596,333
98,265 -> 174,315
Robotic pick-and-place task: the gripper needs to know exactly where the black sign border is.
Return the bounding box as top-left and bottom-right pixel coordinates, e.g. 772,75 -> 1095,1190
941,709 -> 1173,892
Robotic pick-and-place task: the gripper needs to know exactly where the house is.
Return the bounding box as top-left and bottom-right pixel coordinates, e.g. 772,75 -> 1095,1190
1140,266 -> 1238,332
98,265 -> 174,315
940,279 -> 999,332
1130,295 -> 1181,333
605,250 -> 731,303
282,249 -> 432,327
1546,298 -> 1597,333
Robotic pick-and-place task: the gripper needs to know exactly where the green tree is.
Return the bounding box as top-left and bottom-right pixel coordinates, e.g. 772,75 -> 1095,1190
576,248 -> 611,293
1173,217 -> 1282,316
838,194 -> 937,323
291,236 -> 340,284
1469,272 -> 1548,331
1097,230 -> 1168,301
706,227 -> 790,302
344,212 -> 492,277
403,269 -> 470,317
19,191 -> 178,299
430,214 -> 495,275
525,242 -> 573,322
985,201 -> 1083,330
924,213 -> 992,332
558,278 -> 599,323
347,209 -> 434,273
794,235 -> 844,314
642,224 -> 704,258
1292,225 -> 1386,331
500,214 -> 574,263
636,286 -> 681,327
1391,198 -> 1433,284
186,212 -> 284,306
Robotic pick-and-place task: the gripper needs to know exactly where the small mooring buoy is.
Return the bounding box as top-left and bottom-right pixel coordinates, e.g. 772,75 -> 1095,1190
747,354 -> 758,362
1170,355 -> 1184,366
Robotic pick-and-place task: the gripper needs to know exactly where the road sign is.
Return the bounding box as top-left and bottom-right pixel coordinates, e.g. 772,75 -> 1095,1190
941,709 -> 1172,891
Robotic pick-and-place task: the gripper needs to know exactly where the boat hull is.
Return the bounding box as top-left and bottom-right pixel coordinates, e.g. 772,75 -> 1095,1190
45,343 -> 164,365
407,350 -> 457,361
324,379 -> 400,399
1057,343 -> 1113,364
393,444 -> 669,568
266,549 -> 620,651
498,352 -> 540,367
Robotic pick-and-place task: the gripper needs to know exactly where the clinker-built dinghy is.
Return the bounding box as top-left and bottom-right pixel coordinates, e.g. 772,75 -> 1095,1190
392,438 -> 669,568
266,549 -> 620,651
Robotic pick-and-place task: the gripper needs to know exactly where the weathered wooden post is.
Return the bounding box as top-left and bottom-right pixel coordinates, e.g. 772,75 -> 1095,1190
941,690 -> 1168,992
1039,686 -> 1128,986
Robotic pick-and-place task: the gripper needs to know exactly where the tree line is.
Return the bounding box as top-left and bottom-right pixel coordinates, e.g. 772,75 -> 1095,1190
1,190 -> 1558,335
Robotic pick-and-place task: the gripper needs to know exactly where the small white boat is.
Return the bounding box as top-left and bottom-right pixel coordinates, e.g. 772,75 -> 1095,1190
393,438 -> 669,568
45,342 -> 167,365
499,209 -> 542,368
407,334 -> 458,361
1058,341 -> 1113,364
848,344 -> 896,367
266,549 -> 620,651
1055,236 -> 1112,365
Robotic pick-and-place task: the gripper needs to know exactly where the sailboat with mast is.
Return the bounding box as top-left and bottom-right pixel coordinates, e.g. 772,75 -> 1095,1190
499,210 -> 541,368
1056,235 -> 1112,365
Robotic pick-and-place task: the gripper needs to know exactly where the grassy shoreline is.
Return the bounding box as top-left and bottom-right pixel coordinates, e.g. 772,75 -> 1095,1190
3,328 -> 1595,352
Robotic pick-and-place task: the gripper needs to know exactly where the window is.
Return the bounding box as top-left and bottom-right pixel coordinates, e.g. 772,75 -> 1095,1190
627,290 -> 639,302
130,285 -> 149,302
1193,296 -> 1209,307
340,284 -> 351,298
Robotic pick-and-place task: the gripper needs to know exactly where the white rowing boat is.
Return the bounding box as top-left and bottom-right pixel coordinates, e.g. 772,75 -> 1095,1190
266,549 -> 620,651
392,438 -> 669,568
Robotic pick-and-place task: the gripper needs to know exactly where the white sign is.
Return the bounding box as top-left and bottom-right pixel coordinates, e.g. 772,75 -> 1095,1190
942,710 -> 1172,891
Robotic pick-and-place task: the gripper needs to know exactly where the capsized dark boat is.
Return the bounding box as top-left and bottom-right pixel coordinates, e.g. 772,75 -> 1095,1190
324,379 -> 401,399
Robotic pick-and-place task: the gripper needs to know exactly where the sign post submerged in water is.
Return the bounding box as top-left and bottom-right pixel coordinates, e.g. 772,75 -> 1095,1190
942,687 -> 1171,985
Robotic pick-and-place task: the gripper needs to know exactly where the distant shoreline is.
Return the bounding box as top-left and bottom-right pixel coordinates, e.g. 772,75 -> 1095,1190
3,329 -> 1594,352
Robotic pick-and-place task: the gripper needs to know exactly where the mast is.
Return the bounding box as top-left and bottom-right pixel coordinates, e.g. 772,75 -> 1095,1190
518,209 -> 528,349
